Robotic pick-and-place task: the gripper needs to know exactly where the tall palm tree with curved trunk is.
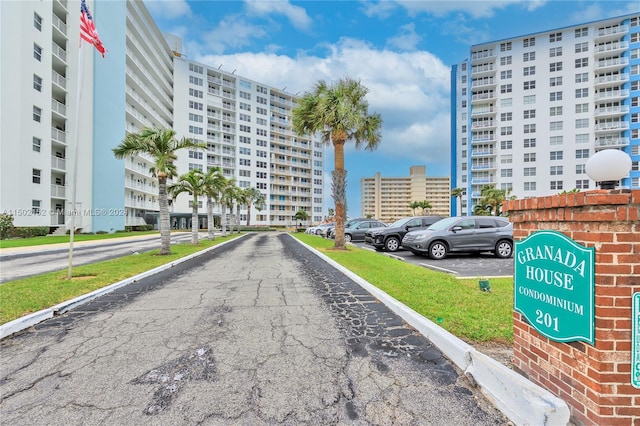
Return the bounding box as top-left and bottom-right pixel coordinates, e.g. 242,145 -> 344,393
113,127 -> 205,255
219,178 -> 236,236
293,78 -> 382,249
243,187 -> 265,227
169,169 -> 206,245
202,167 -> 226,240
451,187 -> 464,217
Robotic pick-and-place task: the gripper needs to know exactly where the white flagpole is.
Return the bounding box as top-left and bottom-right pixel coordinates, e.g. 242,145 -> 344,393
67,43 -> 85,280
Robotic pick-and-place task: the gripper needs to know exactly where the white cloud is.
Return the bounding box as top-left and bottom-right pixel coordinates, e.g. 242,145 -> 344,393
195,37 -> 451,167
386,23 -> 422,51
200,17 -> 268,54
395,0 -> 547,19
244,0 -> 313,31
143,0 -> 192,19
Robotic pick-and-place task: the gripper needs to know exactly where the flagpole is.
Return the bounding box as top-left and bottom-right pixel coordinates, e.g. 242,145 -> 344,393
67,44 -> 84,280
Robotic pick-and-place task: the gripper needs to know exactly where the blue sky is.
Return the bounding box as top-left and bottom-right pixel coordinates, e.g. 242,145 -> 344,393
145,0 -> 638,218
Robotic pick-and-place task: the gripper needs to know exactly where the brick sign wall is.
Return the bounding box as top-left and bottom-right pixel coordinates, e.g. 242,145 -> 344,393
502,189 -> 640,426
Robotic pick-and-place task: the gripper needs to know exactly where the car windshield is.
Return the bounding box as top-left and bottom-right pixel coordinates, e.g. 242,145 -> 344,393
426,217 -> 460,231
388,217 -> 413,228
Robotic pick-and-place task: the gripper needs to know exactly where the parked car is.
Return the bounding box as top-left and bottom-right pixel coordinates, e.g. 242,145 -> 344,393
327,219 -> 387,242
323,217 -> 369,239
364,216 -> 445,252
310,222 -> 335,237
401,216 -> 513,260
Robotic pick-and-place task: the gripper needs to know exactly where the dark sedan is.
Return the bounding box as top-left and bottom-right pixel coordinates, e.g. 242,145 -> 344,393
364,216 -> 445,252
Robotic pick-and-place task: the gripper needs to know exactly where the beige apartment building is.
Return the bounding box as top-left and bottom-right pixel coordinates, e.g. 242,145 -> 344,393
360,166 -> 450,222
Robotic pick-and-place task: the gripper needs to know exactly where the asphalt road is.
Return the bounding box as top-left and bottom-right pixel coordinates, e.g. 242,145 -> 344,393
0,233 -> 201,283
0,233 -> 509,425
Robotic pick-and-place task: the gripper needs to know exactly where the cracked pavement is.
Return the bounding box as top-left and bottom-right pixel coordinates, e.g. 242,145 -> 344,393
0,233 -> 510,425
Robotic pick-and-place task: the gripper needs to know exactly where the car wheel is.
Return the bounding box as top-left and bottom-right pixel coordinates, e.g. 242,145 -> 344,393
384,237 -> 400,252
429,241 -> 448,260
495,240 -> 513,258
344,233 -> 352,243
315,229 -> 322,235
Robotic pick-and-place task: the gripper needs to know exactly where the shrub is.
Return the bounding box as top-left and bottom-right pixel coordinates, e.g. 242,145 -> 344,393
0,213 -> 14,240
9,226 -> 50,239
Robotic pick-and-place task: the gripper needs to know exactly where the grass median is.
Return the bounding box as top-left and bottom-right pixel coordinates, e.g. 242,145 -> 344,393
0,230 -> 159,249
293,233 -> 514,344
0,235 -> 241,325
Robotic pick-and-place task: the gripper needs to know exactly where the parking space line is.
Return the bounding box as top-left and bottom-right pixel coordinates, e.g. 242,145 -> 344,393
419,263 -> 458,275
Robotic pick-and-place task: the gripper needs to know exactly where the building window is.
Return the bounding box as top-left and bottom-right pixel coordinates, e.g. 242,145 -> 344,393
188,88 -> 203,98
576,180 -> 589,190
575,88 -> 588,98
550,181 -> 563,190
524,138 -> 536,148
501,140 -> 513,149
550,62 -> 562,72
550,76 -> 563,86
524,167 -> 536,177
576,134 -> 589,144
33,74 -> 42,92
549,47 -> 562,57
550,106 -> 563,116
550,136 -> 563,145
575,118 -> 589,129
575,58 -> 588,68
189,101 -> 203,110
575,103 -> 588,113
500,70 -> 512,79
33,12 -> 42,30
524,124 -> 536,133
550,92 -> 563,101
500,56 -> 512,66
523,66 -> 535,76
32,200 -> 41,214
501,126 -> 512,136
188,150 -> 203,159
550,151 -> 563,160
523,37 -> 535,47
500,112 -> 512,121
576,149 -> 589,159
33,106 -> 41,122
500,42 -> 512,51
500,84 -> 512,94
501,98 -> 513,107
524,81 -> 536,90
550,165 -> 563,175
189,76 -> 203,86
523,95 -> 536,105
524,153 -> 536,162
33,137 -> 41,152
501,169 -> 513,177
33,43 -> 42,61
523,109 -> 535,119
576,164 -> 586,174
550,121 -> 563,131
523,52 -> 536,62
549,32 -> 562,42
575,27 -> 588,38
575,42 -> 588,53
575,72 -> 588,83
32,169 -> 41,184
524,182 -> 537,191
189,63 -> 203,73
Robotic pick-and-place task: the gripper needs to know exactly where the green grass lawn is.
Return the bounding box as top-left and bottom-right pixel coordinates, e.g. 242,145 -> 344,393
0,230 -> 159,248
0,235 -> 241,324
293,233 -> 514,344
1,231 -> 514,346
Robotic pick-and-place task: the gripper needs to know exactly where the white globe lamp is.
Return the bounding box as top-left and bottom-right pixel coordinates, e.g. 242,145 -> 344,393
585,149 -> 632,190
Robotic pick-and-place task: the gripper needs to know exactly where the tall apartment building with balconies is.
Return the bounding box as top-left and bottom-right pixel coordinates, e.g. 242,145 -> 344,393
1,0 -> 323,232
360,166 -> 450,222
451,13 -> 640,215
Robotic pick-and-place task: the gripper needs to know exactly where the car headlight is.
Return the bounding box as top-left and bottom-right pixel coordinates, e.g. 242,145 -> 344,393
413,233 -> 429,241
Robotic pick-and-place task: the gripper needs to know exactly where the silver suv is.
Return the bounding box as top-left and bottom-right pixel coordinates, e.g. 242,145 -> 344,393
401,216 -> 513,260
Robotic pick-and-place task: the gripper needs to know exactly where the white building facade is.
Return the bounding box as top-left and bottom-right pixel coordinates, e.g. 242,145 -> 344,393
1,0 -> 323,232
451,13 -> 640,215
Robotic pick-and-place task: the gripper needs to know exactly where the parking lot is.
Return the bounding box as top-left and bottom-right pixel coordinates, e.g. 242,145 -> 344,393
352,242 -> 514,278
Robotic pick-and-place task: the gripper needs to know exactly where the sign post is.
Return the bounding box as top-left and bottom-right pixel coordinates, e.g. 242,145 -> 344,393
514,230 -> 595,344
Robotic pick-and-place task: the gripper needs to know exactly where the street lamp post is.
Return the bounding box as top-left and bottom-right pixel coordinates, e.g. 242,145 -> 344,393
585,149 -> 632,190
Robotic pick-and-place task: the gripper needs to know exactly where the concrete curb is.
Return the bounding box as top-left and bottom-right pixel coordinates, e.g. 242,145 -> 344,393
0,234 -> 247,340
291,237 -> 570,426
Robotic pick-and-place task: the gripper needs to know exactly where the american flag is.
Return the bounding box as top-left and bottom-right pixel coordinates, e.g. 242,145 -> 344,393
80,0 -> 105,57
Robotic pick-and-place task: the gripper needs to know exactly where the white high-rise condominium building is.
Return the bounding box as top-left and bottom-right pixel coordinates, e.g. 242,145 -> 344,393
451,13 -> 640,216
1,0 -> 323,232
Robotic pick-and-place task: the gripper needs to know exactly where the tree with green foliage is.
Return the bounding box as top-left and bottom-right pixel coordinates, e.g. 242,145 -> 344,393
0,213 -> 14,240
294,209 -> 309,228
293,78 -> 382,249
418,200 -> 432,215
409,201 -> 420,216
475,185 -> 513,216
219,179 -> 237,237
201,167 -> 227,240
243,187 -> 266,227
113,127 -> 205,255
169,169 -> 206,245
451,187 -> 464,217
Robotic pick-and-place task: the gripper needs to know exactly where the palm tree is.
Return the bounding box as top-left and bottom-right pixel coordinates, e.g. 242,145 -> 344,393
219,179 -> 236,236
409,201 -> 420,216
418,200 -> 432,215
243,187 -> 265,227
169,169 -> 205,245
451,187 -> 464,217
293,78 -> 382,250
233,186 -> 245,233
112,127 -> 205,255
201,167 -> 226,240
477,185 -> 511,216
294,209 -> 309,230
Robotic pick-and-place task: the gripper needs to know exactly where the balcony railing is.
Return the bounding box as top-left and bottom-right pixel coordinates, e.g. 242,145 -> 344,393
51,127 -> 67,144
51,184 -> 66,198
51,156 -> 66,170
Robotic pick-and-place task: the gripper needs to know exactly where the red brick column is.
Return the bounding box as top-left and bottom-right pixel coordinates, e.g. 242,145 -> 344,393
502,189 -> 640,426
